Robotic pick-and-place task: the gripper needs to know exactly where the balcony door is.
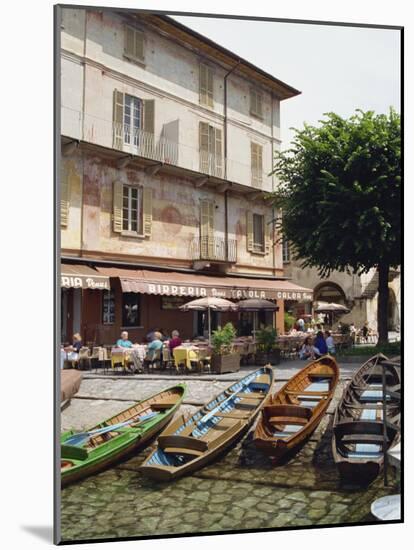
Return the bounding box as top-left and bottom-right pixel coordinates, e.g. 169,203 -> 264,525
199,122 -> 222,177
124,94 -> 142,147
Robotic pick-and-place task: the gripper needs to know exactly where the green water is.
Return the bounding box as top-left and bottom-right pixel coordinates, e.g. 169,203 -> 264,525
60,415 -> 398,542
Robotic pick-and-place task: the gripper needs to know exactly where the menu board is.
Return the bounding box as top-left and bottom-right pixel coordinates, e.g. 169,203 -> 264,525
161,296 -> 190,310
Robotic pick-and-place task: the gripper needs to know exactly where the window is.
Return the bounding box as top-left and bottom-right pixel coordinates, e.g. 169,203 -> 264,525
199,122 -> 222,177
102,290 -> 115,324
124,94 -> 142,146
122,292 -> 141,327
199,63 -> 214,107
122,185 -> 143,233
250,88 -> 263,118
124,26 -> 144,63
113,182 -> 152,237
60,164 -> 69,227
251,142 -> 263,187
113,90 -> 154,152
200,199 -> 215,258
253,213 -> 265,252
282,237 -> 291,263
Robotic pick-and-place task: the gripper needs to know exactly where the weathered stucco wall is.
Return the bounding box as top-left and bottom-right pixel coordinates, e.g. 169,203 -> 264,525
61,151 -> 280,273
61,8 -> 281,191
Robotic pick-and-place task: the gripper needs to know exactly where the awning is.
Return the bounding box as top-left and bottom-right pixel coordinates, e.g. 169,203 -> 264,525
96,267 -> 312,301
61,263 -> 110,290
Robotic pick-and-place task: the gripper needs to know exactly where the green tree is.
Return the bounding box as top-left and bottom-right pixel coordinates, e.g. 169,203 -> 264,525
271,109 -> 401,344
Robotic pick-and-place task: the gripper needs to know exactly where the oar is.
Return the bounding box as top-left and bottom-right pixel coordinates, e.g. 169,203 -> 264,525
199,380 -> 251,424
65,411 -> 158,447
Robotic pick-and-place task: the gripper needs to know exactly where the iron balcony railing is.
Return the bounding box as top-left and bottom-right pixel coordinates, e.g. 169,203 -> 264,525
190,235 -> 237,263
62,106 -> 274,191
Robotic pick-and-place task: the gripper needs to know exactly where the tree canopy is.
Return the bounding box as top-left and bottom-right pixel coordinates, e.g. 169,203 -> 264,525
271,109 -> 401,277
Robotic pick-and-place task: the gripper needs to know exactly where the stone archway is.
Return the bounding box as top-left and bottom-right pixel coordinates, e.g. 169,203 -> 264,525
388,288 -> 399,330
313,281 -> 347,305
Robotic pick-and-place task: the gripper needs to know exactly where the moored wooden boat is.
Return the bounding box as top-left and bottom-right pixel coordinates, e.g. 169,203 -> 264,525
139,367 -> 274,481
332,354 -> 400,484
253,355 -> 339,461
61,384 -> 186,486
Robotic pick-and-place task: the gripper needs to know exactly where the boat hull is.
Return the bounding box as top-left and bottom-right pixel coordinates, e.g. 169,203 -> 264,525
61,384 -> 186,486
139,367 -> 274,481
253,356 -> 339,462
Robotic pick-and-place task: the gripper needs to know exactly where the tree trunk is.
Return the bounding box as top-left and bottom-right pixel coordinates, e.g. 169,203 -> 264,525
377,262 -> 389,345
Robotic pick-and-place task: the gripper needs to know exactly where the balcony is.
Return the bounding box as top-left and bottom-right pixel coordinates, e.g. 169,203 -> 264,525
61,106 -> 274,192
190,236 -> 237,263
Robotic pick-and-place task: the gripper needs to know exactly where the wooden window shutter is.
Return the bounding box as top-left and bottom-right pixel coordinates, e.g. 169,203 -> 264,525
113,181 -> 123,233
257,92 -> 263,117
199,63 -> 208,106
113,89 -> 124,149
199,121 -> 209,173
60,164 -> 69,227
251,142 -> 262,187
134,29 -> 144,61
143,187 -> 153,237
143,100 -> 155,135
214,128 -> 222,175
207,66 -> 214,107
200,200 -> 214,257
246,211 -> 254,252
125,26 -> 144,61
265,218 -> 272,255
125,26 -> 135,57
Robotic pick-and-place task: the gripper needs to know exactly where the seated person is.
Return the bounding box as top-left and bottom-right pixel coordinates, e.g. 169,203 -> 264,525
313,331 -> 328,356
169,330 -> 182,352
299,337 -> 319,360
62,333 -> 83,365
116,331 -> 133,348
325,330 -> 336,355
147,331 -> 164,352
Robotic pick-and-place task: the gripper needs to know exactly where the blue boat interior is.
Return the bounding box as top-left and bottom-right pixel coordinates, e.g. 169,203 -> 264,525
146,368 -> 270,468
270,377 -> 331,438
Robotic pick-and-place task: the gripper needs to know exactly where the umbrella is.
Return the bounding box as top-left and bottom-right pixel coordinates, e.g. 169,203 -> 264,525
237,298 -> 278,335
314,301 -> 350,327
180,297 -> 238,342
314,301 -> 350,313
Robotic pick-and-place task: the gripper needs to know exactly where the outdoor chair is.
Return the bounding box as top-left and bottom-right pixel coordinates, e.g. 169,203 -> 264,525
144,349 -> 162,373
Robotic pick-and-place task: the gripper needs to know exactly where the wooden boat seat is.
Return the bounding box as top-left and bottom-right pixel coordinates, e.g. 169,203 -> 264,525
158,434 -> 209,453
341,434 -> 385,444
263,404 -> 312,420
214,411 -> 251,419
285,389 -> 330,396
152,402 -> 178,410
334,420 -> 384,437
236,391 -> 265,399
267,416 -> 308,425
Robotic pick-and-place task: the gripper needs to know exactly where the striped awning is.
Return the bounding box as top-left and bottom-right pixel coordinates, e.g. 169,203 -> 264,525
96,267 -> 312,301
61,263 -> 110,290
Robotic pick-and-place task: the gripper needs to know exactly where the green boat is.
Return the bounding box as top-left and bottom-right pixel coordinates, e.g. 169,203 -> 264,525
61,384 -> 186,486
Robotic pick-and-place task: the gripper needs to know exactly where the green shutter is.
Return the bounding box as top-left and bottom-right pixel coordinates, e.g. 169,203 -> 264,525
113,181 -> 123,233
143,187 -> 153,237
113,89 -> 124,149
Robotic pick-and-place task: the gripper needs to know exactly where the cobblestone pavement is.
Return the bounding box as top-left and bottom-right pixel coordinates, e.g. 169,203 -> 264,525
60,360 -> 399,542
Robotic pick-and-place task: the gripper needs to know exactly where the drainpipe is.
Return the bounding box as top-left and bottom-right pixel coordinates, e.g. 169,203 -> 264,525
223,61 -> 240,262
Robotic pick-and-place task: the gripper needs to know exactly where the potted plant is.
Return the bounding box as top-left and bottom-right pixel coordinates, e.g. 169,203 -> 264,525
211,322 -> 240,374
255,326 -> 281,365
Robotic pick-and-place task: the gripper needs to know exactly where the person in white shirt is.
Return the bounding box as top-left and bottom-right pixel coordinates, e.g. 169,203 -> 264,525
325,330 -> 336,355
